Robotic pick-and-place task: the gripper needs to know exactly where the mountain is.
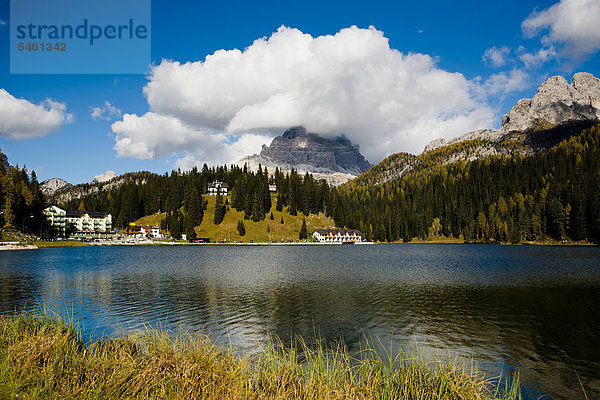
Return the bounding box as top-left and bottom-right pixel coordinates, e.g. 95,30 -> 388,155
356,72 -> 600,186
93,170 -> 116,183
332,72 -> 600,244
40,178 -> 71,196
425,72 -> 600,153
238,127 -> 371,184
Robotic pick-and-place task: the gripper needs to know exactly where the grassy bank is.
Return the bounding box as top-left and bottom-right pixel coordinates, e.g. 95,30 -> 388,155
0,312 -> 520,399
34,240 -> 88,248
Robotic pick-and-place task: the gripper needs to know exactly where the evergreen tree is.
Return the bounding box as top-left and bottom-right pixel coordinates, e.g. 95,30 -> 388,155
2,175 -> 15,229
546,196 -> 566,239
237,220 -> 246,236
186,184 -> 203,227
299,217 -> 308,239
214,194 -> 225,225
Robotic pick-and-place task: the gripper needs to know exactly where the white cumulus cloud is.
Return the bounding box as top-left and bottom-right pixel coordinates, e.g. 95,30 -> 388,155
91,101 -> 122,121
113,25 -> 496,166
112,112 -> 270,165
517,46 -> 558,69
482,46 -> 511,68
480,69 -> 530,96
0,89 -> 72,140
522,0 -> 600,61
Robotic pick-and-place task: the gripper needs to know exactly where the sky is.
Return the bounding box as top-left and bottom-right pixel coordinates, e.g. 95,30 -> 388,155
0,0 -> 599,184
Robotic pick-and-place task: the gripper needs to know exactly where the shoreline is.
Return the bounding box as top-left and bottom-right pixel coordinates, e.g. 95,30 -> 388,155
2,239 -> 596,250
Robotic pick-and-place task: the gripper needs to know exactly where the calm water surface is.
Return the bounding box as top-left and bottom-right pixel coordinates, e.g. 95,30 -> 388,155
1,244 -> 599,399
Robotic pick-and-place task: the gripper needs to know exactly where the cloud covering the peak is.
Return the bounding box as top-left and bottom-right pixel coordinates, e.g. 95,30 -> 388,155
113,25 -> 497,166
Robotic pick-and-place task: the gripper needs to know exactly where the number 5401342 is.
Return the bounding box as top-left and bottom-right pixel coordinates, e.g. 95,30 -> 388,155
17,42 -> 66,52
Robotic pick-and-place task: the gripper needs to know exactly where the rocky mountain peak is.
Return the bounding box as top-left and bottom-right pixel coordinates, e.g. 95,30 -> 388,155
40,178 -> 70,196
423,72 -> 600,154
237,127 -> 371,183
501,72 -> 600,133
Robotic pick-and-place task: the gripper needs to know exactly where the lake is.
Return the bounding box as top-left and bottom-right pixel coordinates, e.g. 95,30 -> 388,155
1,244 -> 599,399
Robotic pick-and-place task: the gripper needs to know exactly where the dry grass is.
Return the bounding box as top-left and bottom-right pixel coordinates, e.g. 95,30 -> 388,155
35,240 -> 87,248
196,195 -> 335,243
131,195 -> 336,243
133,213 -> 168,228
0,312 -> 521,399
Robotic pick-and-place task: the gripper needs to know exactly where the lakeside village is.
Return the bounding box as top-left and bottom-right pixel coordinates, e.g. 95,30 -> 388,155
41,181 -> 365,246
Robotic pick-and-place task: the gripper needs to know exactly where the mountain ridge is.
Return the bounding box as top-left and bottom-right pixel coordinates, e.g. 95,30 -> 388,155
238,126 -> 371,182
355,72 -> 600,187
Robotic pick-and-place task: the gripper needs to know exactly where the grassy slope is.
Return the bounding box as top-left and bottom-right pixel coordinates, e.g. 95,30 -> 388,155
133,213 -> 167,227
197,194 -> 335,242
0,312 -> 521,400
135,194 -> 337,242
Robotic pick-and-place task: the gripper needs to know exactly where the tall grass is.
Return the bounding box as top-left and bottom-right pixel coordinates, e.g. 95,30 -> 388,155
0,312 -> 521,399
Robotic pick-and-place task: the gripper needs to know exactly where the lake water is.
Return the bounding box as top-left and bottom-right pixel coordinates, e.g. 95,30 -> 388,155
1,244 -> 599,399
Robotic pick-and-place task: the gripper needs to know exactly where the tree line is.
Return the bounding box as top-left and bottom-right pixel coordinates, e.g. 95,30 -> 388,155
59,164 -> 333,238
331,125 -> 600,243
0,152 -> 45,236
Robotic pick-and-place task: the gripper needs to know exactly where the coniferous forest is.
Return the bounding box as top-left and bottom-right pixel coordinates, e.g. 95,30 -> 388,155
0,155 -> 45,235
58,164 -> 332,238
4,124 -> 600,244
332,125 -> 600,243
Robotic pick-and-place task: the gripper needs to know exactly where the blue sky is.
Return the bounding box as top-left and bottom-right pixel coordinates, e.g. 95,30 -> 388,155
0,0 -> 599,183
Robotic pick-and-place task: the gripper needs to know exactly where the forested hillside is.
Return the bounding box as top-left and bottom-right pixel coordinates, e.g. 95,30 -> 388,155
58,164 -> 333,237
42,125 -> 600,244
0,151 -> 45,235
331,125 -> 600,243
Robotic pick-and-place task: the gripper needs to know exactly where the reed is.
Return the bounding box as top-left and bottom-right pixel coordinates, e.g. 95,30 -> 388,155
0,312 -> 521,399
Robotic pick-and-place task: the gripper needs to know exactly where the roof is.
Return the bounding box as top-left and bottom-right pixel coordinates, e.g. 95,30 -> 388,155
207,181 -> 229,188
66,210 -> 87,217
313,228 -> 362,235
88,211 -> 110,218
66,210 -> 110,218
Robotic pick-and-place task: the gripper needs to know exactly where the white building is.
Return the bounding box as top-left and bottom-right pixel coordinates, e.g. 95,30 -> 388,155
127,225 -> 162,239
43,206 -> 113,237
268,184 -> 277,192
312,228 -> 363,243
207,181 -> 229,195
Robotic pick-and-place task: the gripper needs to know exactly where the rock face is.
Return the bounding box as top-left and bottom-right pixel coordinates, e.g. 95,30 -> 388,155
239,126 -> 371,176
424,72 -> 600,153
0,152 -> 8,171
40,178 -> 70,196
93,170 -> 116,183
501,72 -> 600,133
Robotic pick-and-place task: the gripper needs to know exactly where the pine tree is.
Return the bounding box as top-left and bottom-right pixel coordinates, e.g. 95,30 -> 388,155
186,184 -> 203,226
546,196 -> 565,240
251,188 -> 264,222
299,217 -> 308,239
2,174 -> 16,229
269,212 -> 274,220
237,220 -> 246,236
214,194 -> 225,225
276,193 -> 283,212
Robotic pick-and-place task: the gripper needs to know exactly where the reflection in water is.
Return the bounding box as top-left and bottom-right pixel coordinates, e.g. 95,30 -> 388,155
1,244 -> 599,399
